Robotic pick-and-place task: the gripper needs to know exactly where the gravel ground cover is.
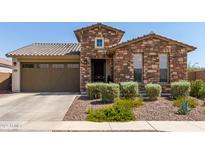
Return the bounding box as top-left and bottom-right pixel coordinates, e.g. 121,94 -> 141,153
63,96 -> 205,121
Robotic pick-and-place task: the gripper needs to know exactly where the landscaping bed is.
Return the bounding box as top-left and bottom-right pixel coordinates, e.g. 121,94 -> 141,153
63,80 -> 205,121
63,96 -> 205,121
63,96 -> 112,121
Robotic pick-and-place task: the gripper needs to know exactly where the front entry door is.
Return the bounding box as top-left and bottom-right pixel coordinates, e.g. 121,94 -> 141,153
91,59 -> 106,82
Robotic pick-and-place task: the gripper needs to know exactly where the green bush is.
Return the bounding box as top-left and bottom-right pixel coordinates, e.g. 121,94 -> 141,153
114,97 -> 143,109
145,83 -> 161,100
120,81 -> 138,98
86,97 -> 144,122
171,80 -> 191,98
190,80 -> 204,98
203,109 -> 205,115
86,83 -> 103,99
86,105 -> 135,122
173,96 -> 199,108
100,83 -> 120,102
198,85 -> 205,99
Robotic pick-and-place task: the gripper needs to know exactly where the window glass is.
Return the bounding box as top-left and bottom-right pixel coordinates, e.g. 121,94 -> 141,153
133,54 -> 142,69
97,39 -> 102,47
37,64 -> 49,69
67,64 -> 79,69
95,38 -> 104,48
160,54 -> 168,82
133,54 -> 143,82
160,54 -> 168,69
134,69 -> 142,82
160,69 -> 168,82
22,64 -> 34,68
52,64 -> 64,69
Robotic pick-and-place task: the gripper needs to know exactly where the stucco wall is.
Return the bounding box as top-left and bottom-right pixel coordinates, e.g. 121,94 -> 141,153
12,58 -> 21,92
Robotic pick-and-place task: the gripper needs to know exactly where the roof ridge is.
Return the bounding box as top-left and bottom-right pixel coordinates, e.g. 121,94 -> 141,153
74,23 -> 125,33
32,42 -> 80,45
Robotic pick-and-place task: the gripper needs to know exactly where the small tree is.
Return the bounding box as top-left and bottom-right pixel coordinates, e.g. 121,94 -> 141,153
187,62 -> 201,72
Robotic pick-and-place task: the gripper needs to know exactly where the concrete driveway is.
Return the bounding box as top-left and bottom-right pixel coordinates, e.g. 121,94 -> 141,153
0,93 -> 77,121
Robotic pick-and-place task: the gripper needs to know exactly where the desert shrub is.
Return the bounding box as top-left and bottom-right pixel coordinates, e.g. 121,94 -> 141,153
114,97 -> 143,109
203,109 -> 205,115
120,81 -> 138,98
203,98 -> 205,106
177,100 -> 191,115
86,82 -> 104,99
86,105 -> 135,122
100,83 -> 120,102
86,97 -> 144,122
198,85 -> 205,99
173,96 -> 199,108
190,80 -> 205,98
171,80 -> 191,98
145,83 -> 161,100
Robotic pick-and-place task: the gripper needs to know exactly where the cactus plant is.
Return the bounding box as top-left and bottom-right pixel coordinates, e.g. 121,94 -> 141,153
177,100 -> 191,115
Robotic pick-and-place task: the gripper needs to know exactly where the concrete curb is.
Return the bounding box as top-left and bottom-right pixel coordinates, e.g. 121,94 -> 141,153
0,121 -> 205,132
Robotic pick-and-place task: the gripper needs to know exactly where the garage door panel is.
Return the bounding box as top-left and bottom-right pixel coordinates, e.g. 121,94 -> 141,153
66,69 -> 80,92
21,63 -> 80,92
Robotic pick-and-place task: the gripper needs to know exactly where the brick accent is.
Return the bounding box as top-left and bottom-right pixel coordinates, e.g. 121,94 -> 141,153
79,26 -> 123,91
113,37 -> 188,90
77,24 -> 191,93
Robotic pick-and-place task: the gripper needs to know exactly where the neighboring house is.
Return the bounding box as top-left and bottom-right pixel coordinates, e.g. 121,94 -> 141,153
0,58 -> 12,92
0,58 -> 12,73
6,23 -> 196,93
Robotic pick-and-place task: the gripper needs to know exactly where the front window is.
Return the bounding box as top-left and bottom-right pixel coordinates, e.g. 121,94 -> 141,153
95,38 -> 104,48
160,54 -> 169,82
133,54 -> 143,82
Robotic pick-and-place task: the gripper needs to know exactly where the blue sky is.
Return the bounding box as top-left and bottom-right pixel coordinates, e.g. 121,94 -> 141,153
0,22 -> 204,67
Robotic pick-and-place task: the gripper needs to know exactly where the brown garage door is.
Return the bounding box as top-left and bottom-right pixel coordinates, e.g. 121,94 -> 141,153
21,63 -> 80,92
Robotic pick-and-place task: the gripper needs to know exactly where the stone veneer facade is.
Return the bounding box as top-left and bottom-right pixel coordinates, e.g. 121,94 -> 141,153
113,37 -> 188,84
112,37 -> 189,93
77,26 -> 124,91
76,24 -> 193,92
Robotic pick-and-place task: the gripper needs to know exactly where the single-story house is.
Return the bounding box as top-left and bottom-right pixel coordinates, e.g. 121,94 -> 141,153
6,23 -> 196,93
0,58 -> 12,92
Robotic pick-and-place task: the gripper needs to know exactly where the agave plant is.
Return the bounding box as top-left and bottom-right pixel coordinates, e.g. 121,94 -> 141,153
177,100 -> 191,115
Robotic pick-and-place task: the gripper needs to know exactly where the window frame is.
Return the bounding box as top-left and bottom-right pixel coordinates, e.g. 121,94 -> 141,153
159,53 -> 169,83
22,63 -> 35,68
95,37 -> 104,49
37,64 -> 49,69
133,53 -> 143,83
52,64 -> 65,69
67,63 -> 80,69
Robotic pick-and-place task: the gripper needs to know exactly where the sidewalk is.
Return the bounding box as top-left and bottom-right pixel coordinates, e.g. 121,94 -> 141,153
0,121 -> 205,132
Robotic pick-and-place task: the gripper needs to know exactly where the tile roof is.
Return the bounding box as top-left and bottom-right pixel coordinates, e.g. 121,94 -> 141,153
109,32 -> 196,52
6,43 -> 81,57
